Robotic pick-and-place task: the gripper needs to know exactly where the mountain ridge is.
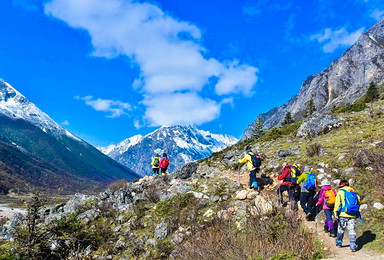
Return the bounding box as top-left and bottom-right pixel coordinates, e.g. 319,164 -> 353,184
243,18 -> 384,139
99,125 -> 238,176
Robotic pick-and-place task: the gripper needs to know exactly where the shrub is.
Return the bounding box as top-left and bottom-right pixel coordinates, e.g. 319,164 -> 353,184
107,179 -> 128,192
306,143 -> 322,157
259,122 -> 302,142
331,101 -> 367,113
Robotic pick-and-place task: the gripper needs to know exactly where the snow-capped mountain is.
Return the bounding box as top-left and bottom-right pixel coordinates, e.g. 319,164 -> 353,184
100,125 -> 238,176
0,79 -> 139,194
0,79 -> 79,140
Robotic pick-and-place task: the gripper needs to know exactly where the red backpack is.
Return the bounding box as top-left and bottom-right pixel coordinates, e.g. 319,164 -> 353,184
162,158 -> 169,168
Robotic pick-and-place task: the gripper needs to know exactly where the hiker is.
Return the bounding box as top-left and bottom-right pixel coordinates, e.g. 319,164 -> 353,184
316,179 -> 337,237
159,153 -> 170,176
334,180 -> 360,252
277,162 -> 297,205
296,166 -> 317,219
238,149 -> 262,190
151,154 -> 160,175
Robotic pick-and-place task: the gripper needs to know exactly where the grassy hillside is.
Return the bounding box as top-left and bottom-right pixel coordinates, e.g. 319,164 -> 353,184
200,99 -> 384,252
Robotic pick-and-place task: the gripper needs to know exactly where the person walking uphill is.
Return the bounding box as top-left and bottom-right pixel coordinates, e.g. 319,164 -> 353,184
296,166 -> 317,219
316,179 -> 337,237
239,150 -> 261,190
159,153 -> 170,176
334,180 -> 360,252
277,162 -> 296,206
151,154 -> 160,176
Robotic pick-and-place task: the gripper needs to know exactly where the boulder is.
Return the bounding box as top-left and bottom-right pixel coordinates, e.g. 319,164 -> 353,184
174,162 -> 199,179
296,114 -> 344,138
277,146 -> 300,158
171,233 -> 185,244
235,190 -> 248,200
342,168 -> 354,175
373,202 -> 384,210
154,219 -> 170,239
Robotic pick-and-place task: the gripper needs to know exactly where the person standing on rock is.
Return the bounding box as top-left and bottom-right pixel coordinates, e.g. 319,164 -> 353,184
334,180 -> 360,252
159,153 -> 170,176
239,149 -> 261,190
296,166 -> 317,219
277,162 -> 295,206
151,154 -> 161,175
316,179 -> 337,237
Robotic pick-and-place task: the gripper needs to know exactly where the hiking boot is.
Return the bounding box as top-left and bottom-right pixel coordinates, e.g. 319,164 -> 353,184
330,233 -> 337,237
351,247 -> 356,252
336,244 -> 342,248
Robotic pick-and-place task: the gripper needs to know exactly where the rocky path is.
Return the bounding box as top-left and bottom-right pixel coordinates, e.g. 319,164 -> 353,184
220,168 -> 384,259
303,214 -> 384,260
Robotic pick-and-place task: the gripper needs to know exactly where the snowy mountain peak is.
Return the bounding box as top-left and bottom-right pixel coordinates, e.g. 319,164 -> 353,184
0,79 -> 80,142
99,125 -> 238,176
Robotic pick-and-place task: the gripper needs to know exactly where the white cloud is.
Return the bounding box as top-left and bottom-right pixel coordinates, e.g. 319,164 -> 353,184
215,61 -> 258,96
44,0 -> 258,126
143,93 -> 223,126
61,120 -> 70,126
370,9 -> 384,22
310,27 -> 365,53
75,96 -> 132,118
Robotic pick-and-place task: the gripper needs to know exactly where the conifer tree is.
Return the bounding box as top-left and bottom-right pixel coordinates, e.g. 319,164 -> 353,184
282,112 -> 294,126
253,117 -> 265,139
304,98 -> 316,118
363,81 -> 379,103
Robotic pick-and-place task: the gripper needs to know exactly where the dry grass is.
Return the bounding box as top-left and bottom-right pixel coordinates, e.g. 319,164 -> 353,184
174,205 -> 317,260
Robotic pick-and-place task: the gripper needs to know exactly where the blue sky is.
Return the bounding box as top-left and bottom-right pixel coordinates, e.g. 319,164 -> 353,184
1,0 -> 383,147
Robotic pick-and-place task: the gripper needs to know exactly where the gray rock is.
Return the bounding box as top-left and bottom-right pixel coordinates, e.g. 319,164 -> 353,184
154,219 -> 170,239
342,168 -> 355,175
174,162 -> 199,179
236,209 -> 247,217
209,195 -> 221,203
171,233 -> 185,244
146,238 -> 157,246
277,146 -> 300,158
169,184 -> 193,194
115,239 -> 126,250
296,114 -> 344,138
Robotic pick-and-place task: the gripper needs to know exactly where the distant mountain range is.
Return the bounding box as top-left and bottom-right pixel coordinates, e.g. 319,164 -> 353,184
99,125 -> 238,176
243,18 -> 384,139
0,79 -> 139,194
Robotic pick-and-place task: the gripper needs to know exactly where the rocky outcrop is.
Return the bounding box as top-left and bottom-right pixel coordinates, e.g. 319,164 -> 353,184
243,19 -> 384,139
296,114 -> 344,138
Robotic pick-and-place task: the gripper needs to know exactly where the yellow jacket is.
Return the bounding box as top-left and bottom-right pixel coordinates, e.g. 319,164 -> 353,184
151,157 -> 160,168
239,152 -> 256,171
334,186 -> 360,218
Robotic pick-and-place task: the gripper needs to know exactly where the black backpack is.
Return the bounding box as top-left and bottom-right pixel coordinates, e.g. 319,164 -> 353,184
250,153 -> 262,167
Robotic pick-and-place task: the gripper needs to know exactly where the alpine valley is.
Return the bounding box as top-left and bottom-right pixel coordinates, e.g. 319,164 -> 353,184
0,79 -> 140,194
99,125 -> 238,177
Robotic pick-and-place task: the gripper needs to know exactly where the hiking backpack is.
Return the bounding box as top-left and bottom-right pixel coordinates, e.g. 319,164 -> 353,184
325,189 -> 336,208
290,165 -> 301,178
341,189 -> 359,214
304,173 -> 316,191
162,158 -> 169,168
153,157 -> 160,167
250,153 -> 262,167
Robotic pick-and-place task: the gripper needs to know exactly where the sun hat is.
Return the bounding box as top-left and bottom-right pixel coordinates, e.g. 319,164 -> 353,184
320,179 -> 330,186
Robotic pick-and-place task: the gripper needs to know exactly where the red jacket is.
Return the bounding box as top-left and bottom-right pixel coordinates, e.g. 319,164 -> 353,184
278,165 -> 294,187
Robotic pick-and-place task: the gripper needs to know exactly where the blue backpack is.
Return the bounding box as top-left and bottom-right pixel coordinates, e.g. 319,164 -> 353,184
341,189 -> 359,214
304,173 -> 316,191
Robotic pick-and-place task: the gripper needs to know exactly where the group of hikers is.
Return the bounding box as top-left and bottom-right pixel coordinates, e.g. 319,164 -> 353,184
239,149 -> 361,252
151,153 -> 170,175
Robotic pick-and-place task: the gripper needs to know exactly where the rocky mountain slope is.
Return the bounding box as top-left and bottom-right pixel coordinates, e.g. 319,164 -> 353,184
243,18 -> 384,139
0,79 -> 140,194
1,98 -> 384,259
99,125 -> 238,176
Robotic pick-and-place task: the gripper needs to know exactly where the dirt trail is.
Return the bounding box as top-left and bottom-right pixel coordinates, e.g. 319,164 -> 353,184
303,212 -> 384,260
219,169 -> 384,259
